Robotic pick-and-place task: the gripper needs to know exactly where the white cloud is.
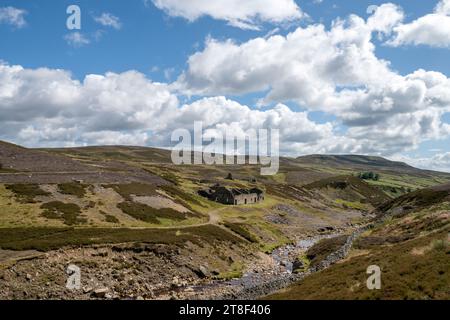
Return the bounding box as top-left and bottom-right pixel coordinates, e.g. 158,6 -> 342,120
0,60 -> 449,168
393,152 -> 450,173
0,6 -> 27,28
0,62 -> 343,154
64,32 -> 90,47
389,0 -> 450,47
151,0 -> 304,30
94,13 -> 122,30
175,8 -> 450,154
0,63 -> 178,147
366,3 -> 404,36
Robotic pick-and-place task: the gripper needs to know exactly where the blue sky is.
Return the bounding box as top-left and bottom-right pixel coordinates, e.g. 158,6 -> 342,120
1,0 -> 450,171
1,0 -> 448,80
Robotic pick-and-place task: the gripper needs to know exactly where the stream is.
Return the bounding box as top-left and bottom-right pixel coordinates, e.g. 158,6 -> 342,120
180,232 -> 353,300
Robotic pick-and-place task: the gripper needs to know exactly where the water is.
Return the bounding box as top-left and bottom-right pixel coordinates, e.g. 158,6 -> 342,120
184,232 -> 345,299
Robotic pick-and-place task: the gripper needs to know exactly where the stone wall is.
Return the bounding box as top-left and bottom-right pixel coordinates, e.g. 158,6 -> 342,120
234,193 -> 260,205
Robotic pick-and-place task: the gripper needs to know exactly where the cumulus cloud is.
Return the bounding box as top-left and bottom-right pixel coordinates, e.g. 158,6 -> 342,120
64,32 -> 90,47
388,0 -> 450,47
151,0 -> 304,30
0,6 -> 27,28
366,3 -> 404,36
394,152 -> 450,172
94,13 -> 122,30
1,60 -> 449,169
0,62 -> 346,155
0,66 -> 433,163
0,63 -> 178,147
174,7 -> 450,154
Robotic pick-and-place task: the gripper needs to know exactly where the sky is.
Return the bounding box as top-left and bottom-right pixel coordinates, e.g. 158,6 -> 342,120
1,0 -> 450,171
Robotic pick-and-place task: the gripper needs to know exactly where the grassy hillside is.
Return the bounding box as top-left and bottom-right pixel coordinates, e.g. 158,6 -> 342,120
289,155 -> 450,198
1,140 -> 450,300
265,185 -> 450,300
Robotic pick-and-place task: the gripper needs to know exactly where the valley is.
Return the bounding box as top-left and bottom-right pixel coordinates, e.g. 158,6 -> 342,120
0,140 -> 449,300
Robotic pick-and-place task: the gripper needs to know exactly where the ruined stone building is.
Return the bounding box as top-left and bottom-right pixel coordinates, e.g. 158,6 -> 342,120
199,185 -> 264,205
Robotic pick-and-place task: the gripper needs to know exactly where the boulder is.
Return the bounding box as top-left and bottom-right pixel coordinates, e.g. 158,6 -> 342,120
92,288 -> 109,298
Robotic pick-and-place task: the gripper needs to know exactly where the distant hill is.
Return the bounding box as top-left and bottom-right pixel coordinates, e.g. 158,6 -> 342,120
290,154 -> 450,196
41,145 -> 173,164
296,154 -> 418,173
0,140 -> 93,172
2,140 -> 450,195
34,144 -> 448,176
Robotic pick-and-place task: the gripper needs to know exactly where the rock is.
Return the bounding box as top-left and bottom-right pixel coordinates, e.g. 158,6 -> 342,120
83,287 -> 93,294
192,265 -> 210,278
92,288 -> 109,298
292,259 -> 305,273
199,265 -> 210,277
172,276 -> 180,286
136,296 -> 144,300
26,273 -> 32,281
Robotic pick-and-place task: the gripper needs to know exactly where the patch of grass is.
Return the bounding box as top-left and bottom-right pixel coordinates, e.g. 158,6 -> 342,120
57,183 -> 88,198
40,201 -> 87,226
432,239 -> 448,251
215,262 -> 245,280
223,222 -> 259,243
117,201 -> 190,224
335,199 -> 367,211
293,254 -> 311,273
5,184 -> 50,203
0,225 -> 244,252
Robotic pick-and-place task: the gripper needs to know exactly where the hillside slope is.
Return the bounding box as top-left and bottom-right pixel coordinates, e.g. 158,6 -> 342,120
266,184 -> 450,300
296,155 -> 416,172
0,141 -> 92,172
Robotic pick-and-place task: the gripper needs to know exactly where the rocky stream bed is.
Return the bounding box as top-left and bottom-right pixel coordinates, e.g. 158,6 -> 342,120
169,227 -> 367,300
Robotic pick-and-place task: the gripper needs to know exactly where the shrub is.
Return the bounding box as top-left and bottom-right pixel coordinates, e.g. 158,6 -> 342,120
0,225 -> 244,251
105,214 -> 120,224
117,201 -> 189,224
100,211 -> 120,224
6,184 -> 50,203
104,183 -> 158,201
57,183 -> 87,198
41,201 -> 86,226
358,171 -> 380,181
